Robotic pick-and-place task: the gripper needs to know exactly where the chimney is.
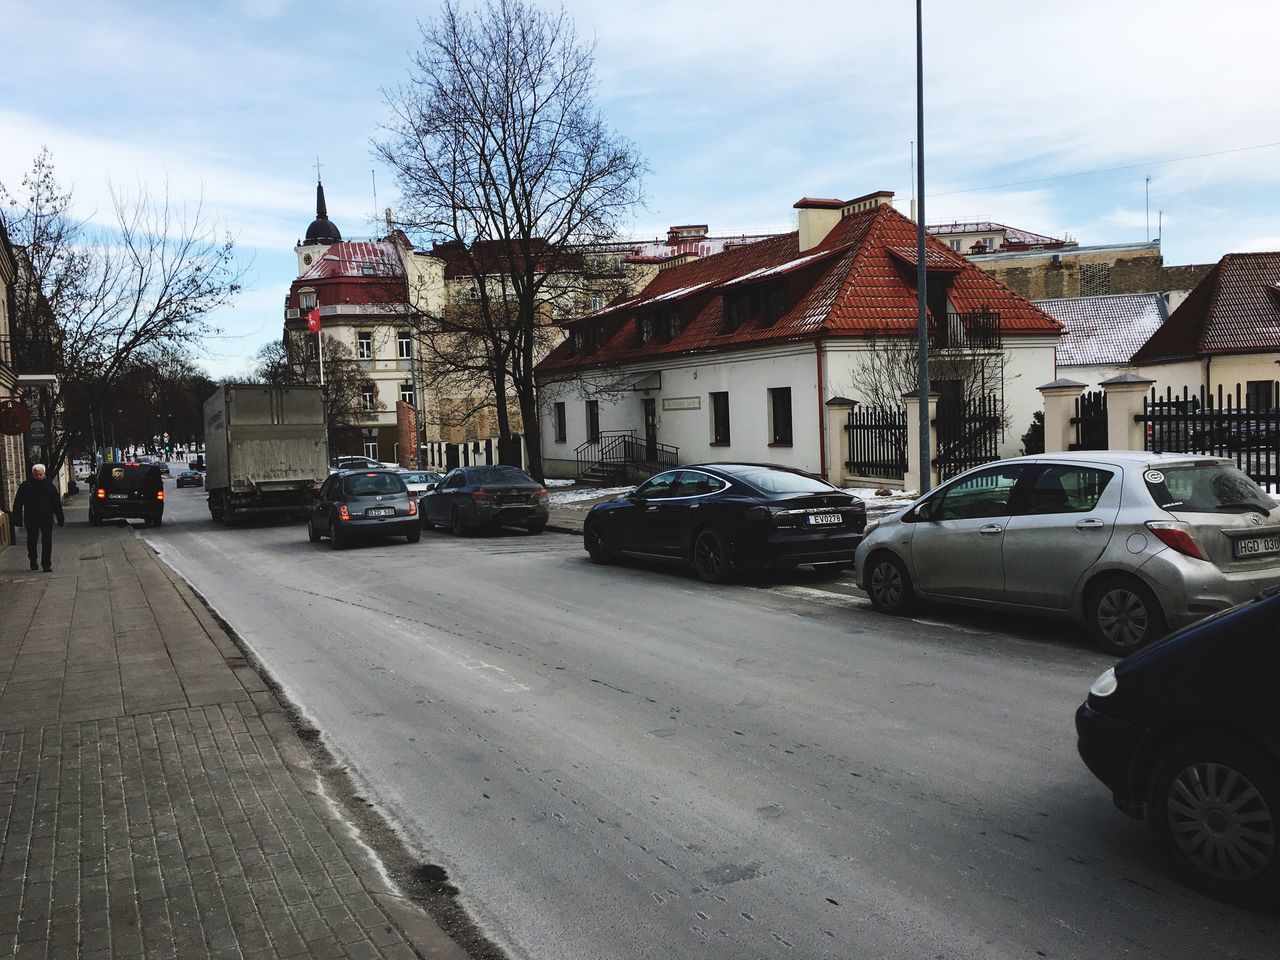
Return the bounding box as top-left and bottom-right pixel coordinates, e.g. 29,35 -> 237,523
794,198 -> 845,252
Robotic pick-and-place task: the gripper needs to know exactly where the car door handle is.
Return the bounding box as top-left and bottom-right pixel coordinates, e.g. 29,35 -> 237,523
979,523 -> 1003,536
1076,518 -> 1105,530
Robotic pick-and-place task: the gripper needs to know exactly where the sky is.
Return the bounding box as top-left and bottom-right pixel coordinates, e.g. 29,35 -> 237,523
2,0 -> 1278,378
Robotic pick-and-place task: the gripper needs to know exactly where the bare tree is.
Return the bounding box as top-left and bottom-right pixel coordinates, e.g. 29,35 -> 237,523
1,148 -> 243,473
375,0 -> 645,478
265,331 -> 383,430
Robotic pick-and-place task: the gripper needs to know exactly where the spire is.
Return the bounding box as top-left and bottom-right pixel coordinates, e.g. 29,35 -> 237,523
316,179 -> 329,220
303,173 -> 342,246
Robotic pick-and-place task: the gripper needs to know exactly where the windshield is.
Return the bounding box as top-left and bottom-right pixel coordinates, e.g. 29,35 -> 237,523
342,472 -> 407,497
735,468 -> 834,495
1144,462 -> 1276,514
469,466 -> 535,485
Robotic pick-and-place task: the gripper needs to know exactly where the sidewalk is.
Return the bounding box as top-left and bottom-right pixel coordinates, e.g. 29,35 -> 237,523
0,502 -> 468,960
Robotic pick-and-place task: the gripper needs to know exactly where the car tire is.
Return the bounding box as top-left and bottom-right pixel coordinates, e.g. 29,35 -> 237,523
1086,577 -> 1166,656
1148,737 -> 1280,906
330,524 -> 345,550
152,514 -> 163,528
692,528 -> 733,584
584,518 -> 613,564
450,507 -> 470,537
88,511 -> 102,527
406,526 -> 422,544
525,521 -> 546,535
866,551 -> 917,615
307,519 -> 320,543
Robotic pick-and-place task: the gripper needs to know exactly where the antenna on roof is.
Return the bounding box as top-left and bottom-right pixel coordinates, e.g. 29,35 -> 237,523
371,170 -> 379,230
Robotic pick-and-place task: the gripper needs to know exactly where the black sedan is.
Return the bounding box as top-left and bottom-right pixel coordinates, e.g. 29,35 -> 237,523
1076,585 -> 1280,906
583,463 -> 866,583
308,469 -> 421,548
422,465 -> 549,535
175,470 -> 203,488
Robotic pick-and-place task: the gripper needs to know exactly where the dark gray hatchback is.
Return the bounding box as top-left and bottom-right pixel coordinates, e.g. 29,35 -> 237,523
308,469 -> 421,549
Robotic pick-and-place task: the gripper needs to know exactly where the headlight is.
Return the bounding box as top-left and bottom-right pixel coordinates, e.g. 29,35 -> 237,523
863,519 -> 880,535
1089,667 -> 1117,698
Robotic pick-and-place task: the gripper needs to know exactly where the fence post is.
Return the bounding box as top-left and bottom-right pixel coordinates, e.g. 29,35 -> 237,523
1100,373 -> 1156,452
1037,379 -> 1087,453
903,391 -> 939,492
824,396 -> 858,486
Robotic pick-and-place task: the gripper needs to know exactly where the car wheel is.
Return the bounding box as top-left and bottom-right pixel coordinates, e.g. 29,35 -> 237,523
330,524 -> 345,550
866,552 -> 917,615
451,507 -> 470,537
152,514 -> 163,528
88,511 -> 102,527
406,526 -> 422,544
1148,738 -> 1280,905
584,518 -> 613,564
1086,577 -> 1166,655
692,528 -> 732,584
307,519 -> 320,543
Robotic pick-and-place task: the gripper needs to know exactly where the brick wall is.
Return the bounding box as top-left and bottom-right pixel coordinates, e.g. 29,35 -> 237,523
395,402 -> 417,468
977,249 -> 1214,301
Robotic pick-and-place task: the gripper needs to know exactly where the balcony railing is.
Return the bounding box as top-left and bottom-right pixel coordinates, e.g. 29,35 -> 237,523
929,309 -> 1001,351
0,334 -> 59,374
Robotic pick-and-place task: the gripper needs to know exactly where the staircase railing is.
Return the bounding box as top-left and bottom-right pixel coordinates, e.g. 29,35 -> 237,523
575,430 -> 635,477
575,429 -> 679,481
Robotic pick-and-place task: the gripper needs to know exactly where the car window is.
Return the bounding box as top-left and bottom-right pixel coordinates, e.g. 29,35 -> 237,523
636,471 -> 679,499
342,473 -> 407,497
1144,462 -> 1276,513
936,465 -> 1025,520
1019,464 -> 1114,515
672,470 -> 725,497
734,468 -> 833,495
444,471 -> 466,490
469,466 -> 534,485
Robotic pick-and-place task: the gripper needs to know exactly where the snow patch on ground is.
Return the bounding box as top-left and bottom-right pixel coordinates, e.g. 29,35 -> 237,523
843,487 -> 919,512
549,485 -> 635,505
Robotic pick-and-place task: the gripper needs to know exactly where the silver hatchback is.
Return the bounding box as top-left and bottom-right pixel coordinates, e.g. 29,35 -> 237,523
853,452 -> 1280,654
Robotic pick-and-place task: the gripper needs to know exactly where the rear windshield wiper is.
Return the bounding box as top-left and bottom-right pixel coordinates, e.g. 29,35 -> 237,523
1215,501 -> 1272,516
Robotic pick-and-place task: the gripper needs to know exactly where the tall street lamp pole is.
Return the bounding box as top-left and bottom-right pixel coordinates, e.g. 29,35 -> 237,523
915,0 -> 931,495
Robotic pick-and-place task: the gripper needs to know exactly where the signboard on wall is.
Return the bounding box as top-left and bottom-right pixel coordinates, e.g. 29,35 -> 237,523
662,397 -> 701,411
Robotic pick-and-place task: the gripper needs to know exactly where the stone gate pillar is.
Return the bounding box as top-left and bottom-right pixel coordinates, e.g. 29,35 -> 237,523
1101,373 -> 1155,452
1037,379 -> 1087,453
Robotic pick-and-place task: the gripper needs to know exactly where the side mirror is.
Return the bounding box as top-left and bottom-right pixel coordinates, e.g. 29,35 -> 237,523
914,499 -> 939,522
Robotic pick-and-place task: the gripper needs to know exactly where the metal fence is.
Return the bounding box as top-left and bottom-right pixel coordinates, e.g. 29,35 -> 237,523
934,393 -> 1002,481
1071,390 -> 1108,450
845,405 -> 907,479
1139,384 -> 1279,487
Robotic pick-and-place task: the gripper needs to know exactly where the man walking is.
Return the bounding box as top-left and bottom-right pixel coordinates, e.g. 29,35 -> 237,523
12,463 -> 65,572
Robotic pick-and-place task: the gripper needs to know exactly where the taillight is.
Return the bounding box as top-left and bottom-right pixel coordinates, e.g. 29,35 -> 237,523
96,488 -> 105,499
408,499 -> 417,516
156,490 -> 164,501
1146,521 -> 1205,560
472,488 -> 494,502
338,503 -> 351,521
536,487 -> 550,503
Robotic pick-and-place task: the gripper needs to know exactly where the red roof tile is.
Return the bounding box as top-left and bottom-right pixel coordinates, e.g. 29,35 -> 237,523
1131,252 -> 1280,362
298,240 -> 404,280
537,204 -> 1060,375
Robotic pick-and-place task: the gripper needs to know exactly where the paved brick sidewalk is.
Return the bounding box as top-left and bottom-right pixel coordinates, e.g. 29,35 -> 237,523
0,503 -> 468,960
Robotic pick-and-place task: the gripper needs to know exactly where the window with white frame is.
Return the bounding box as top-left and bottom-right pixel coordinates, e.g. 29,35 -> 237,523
397,331 -> 412,359
357,332 -> 373,360
399,382 -> 415,406
363,439 -> 379,459
361,387 -> 376,411
299,289 -> 317,310
553,402 -> 567,442
591,292 -> 605,311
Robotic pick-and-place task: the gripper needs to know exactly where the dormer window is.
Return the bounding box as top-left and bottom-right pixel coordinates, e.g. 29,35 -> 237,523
764,286 -> 786,325
638,315 -> 656,344
723,293 -> 747,332
665,309 -> 681,339
586,325 -> 604,353
360,263 -> 378,276
570,330 -> 583,354
299,289 -> 317,311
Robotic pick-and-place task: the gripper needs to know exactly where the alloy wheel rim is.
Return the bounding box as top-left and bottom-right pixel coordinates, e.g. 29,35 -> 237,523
872,562 -> 901,606
1166,761 -> 1275,882
1097,588 -> 1148,647
695,534 -> 722,575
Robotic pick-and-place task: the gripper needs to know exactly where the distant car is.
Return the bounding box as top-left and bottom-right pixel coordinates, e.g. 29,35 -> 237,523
88,462 -> 165,527
156,461 -> 171,476
583,463 -> 867,583
175,470 -> 204,488
308,469 -> 421,548
422,465 -> 549,535
329,455 -> 384,474
188,457 -> 205,471
1076,585 -> 1280,905
855,452 -> 1280,655
73,461 -> 93,482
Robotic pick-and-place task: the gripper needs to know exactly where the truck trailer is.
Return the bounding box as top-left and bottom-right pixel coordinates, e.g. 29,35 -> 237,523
203,384 -> 328,523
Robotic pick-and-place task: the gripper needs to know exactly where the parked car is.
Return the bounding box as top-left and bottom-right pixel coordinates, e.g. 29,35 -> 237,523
583,463 -> 867,583
329,455 -> 384,473
175,470 -> 204,488
399,470 -> 444,498
308,469 -> 421,548
422,465 -> 549,535
1076,585 -> 1280,905
855,452 -> 1280,655
88,462 -> 165,527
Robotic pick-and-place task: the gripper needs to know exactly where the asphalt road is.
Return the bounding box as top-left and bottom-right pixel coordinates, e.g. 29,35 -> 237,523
130,478 -> 1279,960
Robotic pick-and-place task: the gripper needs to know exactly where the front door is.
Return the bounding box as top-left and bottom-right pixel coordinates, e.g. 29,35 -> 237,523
643,398 -> 657,460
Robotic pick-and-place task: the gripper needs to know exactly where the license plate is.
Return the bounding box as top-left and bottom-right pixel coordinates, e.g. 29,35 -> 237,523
501,495 -> 526,504
108,493 -> 128,499
1234,535 -> 1280,558
807,513 -> 842,526
365,507 -> 395,517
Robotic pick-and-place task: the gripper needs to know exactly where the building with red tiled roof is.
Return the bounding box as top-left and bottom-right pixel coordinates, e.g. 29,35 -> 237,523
1129,252 -> 1280,407
535,191 -> 1063,485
